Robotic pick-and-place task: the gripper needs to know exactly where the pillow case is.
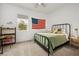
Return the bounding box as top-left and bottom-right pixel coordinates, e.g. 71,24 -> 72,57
51,28 -> 64,34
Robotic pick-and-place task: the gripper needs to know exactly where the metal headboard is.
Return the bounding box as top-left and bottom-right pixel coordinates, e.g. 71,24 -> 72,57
51,23 -> 71,39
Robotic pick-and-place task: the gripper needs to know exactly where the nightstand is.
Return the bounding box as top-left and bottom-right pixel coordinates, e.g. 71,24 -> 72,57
70,37 -> 79,47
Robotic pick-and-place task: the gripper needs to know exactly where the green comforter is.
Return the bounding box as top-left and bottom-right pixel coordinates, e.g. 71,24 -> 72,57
34,33 -> 68,52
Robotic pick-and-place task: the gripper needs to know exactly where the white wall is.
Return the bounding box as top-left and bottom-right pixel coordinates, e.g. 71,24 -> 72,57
0,4 -> 48,42
48,4 -> 79,36
0,4 -> 2,25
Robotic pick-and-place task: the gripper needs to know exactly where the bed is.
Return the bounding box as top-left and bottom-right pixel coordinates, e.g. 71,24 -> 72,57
34,23 -> 71,56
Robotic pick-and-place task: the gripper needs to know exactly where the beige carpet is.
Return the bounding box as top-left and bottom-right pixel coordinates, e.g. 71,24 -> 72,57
0,41 -> 79,56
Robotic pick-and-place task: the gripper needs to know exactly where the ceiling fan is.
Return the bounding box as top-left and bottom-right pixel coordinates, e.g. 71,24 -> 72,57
34,3 -> 46,8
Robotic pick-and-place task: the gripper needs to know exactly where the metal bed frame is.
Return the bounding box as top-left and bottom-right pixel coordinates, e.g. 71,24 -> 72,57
34,23 -> 71,56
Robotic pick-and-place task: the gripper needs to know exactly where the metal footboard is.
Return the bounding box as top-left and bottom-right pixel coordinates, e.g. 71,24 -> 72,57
34,33 -> 53,56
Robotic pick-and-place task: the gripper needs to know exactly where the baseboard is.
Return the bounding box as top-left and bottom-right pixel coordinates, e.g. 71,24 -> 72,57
16,40 -> 33,44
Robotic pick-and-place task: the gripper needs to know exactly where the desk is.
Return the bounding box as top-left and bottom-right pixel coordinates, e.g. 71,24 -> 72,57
0,36 -> 6,54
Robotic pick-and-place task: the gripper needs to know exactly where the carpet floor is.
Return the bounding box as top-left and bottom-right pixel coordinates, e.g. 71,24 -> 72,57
0,41 -> 79,56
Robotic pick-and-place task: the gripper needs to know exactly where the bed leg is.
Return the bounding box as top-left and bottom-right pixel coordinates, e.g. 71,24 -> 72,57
48,39 -> 50,56
48,52 -> 49,56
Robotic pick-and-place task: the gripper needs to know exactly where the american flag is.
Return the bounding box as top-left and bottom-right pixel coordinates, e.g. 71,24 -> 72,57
32,18 -> 45,29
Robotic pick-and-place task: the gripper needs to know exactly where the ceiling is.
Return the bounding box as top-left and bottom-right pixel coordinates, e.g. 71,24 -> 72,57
12,3 -> 79,14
